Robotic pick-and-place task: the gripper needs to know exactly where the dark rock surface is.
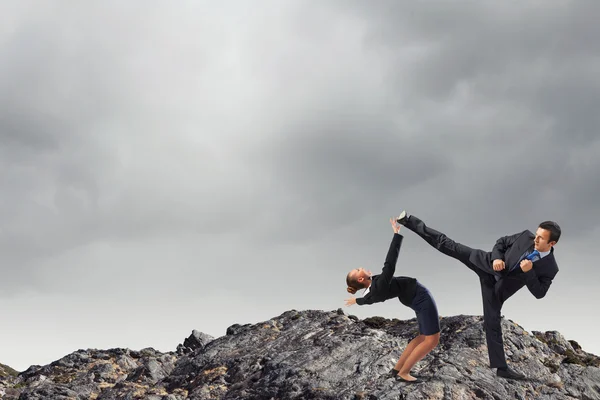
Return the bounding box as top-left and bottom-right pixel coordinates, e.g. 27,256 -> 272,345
2,309 -> 599,399
176,330 -> 214,356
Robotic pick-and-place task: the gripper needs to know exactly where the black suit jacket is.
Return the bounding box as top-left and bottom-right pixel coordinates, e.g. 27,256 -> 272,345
468,230 -> 559,304
355,233 -> 417,307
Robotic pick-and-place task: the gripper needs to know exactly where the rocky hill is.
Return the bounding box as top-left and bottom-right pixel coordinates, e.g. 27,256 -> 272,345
1,309 -> 599,399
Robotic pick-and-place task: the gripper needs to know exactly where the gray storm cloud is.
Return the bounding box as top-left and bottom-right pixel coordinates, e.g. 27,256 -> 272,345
0,1 -> 598,371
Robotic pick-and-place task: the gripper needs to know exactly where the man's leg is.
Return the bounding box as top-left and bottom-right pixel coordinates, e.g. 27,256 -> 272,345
480,277 -> 507,370
480,280 -> 528,380
399,213 -> 483,274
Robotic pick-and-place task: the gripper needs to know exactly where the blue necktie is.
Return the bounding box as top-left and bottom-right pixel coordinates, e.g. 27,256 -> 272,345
511,249 -> 540,271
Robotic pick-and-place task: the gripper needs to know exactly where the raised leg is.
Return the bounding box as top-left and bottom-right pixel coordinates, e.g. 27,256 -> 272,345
402,214 -> 495,277
402,215 -> 473,263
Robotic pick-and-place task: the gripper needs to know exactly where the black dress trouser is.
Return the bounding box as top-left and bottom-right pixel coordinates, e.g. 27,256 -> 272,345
403,215 -> 508,369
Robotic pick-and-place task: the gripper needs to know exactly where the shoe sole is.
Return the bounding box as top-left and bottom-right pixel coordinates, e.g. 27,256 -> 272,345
396,210 -> 406,224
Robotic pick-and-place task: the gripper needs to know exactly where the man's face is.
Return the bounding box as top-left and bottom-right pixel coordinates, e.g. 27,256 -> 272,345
534,228 -> 556,252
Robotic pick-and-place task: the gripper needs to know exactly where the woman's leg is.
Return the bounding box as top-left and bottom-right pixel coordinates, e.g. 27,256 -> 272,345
394,335 -> 425,373
398,332 -> 440,381
400,282 -> 441,380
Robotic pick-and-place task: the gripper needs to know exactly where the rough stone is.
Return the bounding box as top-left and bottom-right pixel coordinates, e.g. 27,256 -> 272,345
1,309 -> 598,399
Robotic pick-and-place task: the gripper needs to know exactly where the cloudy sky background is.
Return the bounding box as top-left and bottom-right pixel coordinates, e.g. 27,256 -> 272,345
1,1 -> 599,371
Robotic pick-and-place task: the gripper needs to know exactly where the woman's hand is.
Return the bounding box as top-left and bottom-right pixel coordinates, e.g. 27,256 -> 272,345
345,297 -> 357,307
390,217 -> 401,234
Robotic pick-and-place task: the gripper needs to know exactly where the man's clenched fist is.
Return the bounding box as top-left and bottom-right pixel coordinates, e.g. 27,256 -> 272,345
493,259 -> 506,271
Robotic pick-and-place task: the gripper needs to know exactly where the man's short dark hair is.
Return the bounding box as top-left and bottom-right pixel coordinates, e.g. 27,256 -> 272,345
539,221 -> 561,243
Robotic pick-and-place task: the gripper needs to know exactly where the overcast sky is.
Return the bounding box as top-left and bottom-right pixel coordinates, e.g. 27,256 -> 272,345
1,1 -> 599,372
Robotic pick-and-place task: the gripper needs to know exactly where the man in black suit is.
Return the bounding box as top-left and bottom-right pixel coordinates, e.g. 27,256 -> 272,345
396,210 -> 561,380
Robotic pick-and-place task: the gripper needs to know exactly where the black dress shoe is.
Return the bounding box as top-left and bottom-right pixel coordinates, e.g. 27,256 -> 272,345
396,210 -> 409,225
497,367 -> 527,380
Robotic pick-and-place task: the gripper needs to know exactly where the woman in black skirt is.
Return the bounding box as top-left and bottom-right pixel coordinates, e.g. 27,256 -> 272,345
345,218 -> 440,382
